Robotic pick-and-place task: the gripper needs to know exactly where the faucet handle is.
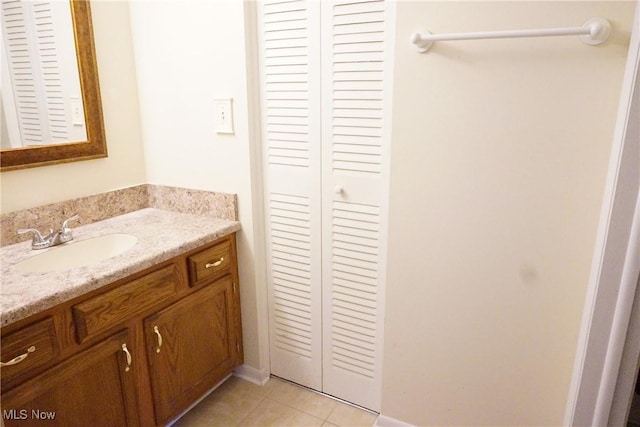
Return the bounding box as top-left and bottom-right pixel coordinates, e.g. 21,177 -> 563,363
17,228 -> 44,239
62,214 -> 79,230
17,229 -> 48,249
58,214 -> 79,244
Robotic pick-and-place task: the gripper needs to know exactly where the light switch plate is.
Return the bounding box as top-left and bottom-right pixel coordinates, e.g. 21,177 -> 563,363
71,97 -> 84,125
214,98 -> 234,134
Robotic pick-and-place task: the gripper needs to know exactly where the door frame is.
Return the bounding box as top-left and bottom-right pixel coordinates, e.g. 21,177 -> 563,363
564,2 -> 640,424
608,202 -> 640,426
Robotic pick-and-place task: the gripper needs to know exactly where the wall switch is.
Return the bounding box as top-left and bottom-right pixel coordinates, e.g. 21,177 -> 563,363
214,98 -> 234,134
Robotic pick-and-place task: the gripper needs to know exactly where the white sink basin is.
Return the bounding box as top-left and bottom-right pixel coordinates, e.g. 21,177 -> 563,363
15,233 -> 138,273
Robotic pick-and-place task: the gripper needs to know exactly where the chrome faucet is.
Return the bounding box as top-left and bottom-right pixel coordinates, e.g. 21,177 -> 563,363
17,214 -> 80,250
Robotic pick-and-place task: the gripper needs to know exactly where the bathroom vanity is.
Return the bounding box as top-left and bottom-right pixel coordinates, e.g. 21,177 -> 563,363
0,208 -> 243,426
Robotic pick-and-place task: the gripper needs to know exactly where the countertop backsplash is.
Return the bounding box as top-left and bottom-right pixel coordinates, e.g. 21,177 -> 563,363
0,184 -> 238,247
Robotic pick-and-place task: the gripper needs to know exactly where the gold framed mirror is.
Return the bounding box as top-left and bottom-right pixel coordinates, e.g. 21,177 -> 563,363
0,0 -> 106,172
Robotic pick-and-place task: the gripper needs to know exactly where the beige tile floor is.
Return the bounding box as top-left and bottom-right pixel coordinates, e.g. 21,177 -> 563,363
172,376 -> 378,427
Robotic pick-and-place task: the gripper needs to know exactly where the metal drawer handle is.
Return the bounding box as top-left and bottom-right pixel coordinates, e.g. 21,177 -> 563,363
153,326 -> 163,353
0,346 -> 36,367
122,344 -> 132,372
205,257 -> 224,268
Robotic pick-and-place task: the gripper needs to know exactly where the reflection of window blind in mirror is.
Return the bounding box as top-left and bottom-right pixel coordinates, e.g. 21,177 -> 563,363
1,0 -> 86,147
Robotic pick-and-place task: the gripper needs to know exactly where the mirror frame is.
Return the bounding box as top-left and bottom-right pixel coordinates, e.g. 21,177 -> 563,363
0,0 -> 106,172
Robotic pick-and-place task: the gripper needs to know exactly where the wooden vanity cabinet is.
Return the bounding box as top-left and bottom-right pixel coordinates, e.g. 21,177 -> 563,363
0,233 -> 242,427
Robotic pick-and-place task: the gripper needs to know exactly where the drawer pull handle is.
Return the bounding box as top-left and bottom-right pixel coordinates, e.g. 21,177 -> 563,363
153,326 -> 163,353
0,346 -> 36,367
205,257 -> 224,268
122,344 -> 132,372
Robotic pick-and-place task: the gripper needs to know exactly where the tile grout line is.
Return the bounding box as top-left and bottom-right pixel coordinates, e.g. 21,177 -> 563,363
269,375 -> 379,416
264,377 -> 334,423
234,388 -> 269,427
263,379 -> 329,424
264,393 -> 327,425
265,376 -> 378,426
176,376 -> 377,427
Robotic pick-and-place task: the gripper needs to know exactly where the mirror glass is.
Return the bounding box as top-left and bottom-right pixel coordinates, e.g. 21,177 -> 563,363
0,0 -> 106,171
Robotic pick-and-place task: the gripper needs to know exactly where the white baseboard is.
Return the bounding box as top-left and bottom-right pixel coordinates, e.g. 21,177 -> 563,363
233,364 -> 270,386
375,414 -> 415,427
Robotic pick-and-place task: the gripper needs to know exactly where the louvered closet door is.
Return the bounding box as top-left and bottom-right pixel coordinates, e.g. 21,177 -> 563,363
259,0 -> 393,412
258,0 -> 323,391
320,0 -> 393,411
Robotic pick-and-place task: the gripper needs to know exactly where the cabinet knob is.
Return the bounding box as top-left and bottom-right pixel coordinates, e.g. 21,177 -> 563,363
335,186 -> 344,195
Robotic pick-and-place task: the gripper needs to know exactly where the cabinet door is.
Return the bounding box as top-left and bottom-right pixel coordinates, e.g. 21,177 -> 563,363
1,330 -> 138,427
144,276 -> 239,425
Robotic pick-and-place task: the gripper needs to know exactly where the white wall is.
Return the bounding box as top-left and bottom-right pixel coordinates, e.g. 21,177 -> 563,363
382,2 -> 635,426
0,1 -> 146,213
127,0 -> 268,374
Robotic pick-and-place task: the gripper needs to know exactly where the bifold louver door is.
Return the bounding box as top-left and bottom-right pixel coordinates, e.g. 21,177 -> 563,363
258,0 -> 394,412
320,0 -> 393,410
259,0 -> 323,392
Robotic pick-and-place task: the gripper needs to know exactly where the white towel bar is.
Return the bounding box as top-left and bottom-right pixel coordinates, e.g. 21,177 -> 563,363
411,17 -> 611,53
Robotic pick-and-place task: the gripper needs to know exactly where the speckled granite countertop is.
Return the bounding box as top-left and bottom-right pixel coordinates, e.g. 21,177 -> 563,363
0,208 -> 241,327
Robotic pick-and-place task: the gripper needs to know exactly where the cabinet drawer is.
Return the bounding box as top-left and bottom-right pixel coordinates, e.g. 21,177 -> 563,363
187,239 -> 232,287
1,317 -> 57,384
73,264 -> 179,342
